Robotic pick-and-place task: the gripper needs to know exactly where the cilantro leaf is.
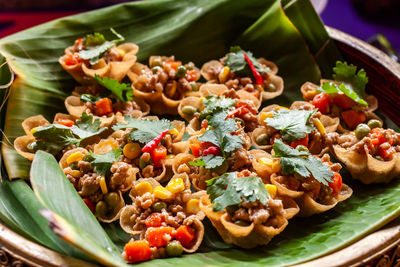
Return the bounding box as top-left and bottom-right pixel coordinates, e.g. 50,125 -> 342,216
188,159 -> 206,167
94,75 -> 133,102
318,61 -> 368,106
78,28 -> 125,65
89,148 -> 122,176
80,94 -> 101,104
112,116 -> 172,144
199,95 -> 235,120
33,124 -> 80,155
265,109 -> 316,142
225,46 -> 269,77
206,172 -> 269,212
272,139 -> 333,185
84,32 -> 106,47
70,113 -> 107,139
197,111 -> 243,169
202,155 -> 225,169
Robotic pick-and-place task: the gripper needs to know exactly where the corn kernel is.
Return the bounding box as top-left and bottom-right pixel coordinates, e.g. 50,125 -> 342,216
123,143 -> 141,159
275,106 -> 289,111
116,112 -> 122,116
117,48 -> 126,58
259,157 -> 273,166
260,112 -> 273,125
186,199 -> 200,214
166,178 -> 185,194
70,170 -> 81,178
169,128 -> 180,136
255,84 -> 264,92
272,159 -> 281,173
30,126 -> 41,134
166,154 -> 175,160
135,182 -> 153,196
99,176 -> 108,195
313,118 -> 326,135
218,66 -> 230,83
199,97 -> 206,104
153,186 -> 173,200
265,184 -> 277,198
66,152 -> 84,165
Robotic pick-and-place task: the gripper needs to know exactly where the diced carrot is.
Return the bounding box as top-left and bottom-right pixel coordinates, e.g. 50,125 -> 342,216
57,118 -> 75,127
290,134 -> 309,149
201,119 -> 208,129
190,142 -> 201,157
145,213 -> 164,228
83,198 -> 95,214
175,225 -> 195,248
124,240 -> 152,263
378,146 -> 396,161
95,98 -> 113,116
151,145 -> 167,168
169,61 -> 182,70
341,110 -> 366,129
328,172 -> 342,196
186,70 -> 197,82
146,227 -> 175,247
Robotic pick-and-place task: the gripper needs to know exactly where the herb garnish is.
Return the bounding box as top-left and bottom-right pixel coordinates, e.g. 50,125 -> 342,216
89,148 -> 122,176
272,139 -> 333,185
199,95 -> 235,120
94,75 -> 133,102
206,172 -> 269,212
225,46 -> 270,78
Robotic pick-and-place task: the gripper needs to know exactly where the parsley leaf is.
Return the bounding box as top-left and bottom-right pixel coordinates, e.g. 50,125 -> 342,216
70,113 -> 107,139
78,28 -> 125,65
225,46 -> 270,77
33,124 -> 80,155
318,61 -> 368,106
199,95 -> 235,120
272,139 -> 333,185
89,148 -> 122,176
112,116 -> 172,144
94,75 -> 133,102
206,172 -> 269,212
265,109 -> 316,142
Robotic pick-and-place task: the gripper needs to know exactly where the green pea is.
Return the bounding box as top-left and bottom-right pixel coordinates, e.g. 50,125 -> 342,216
95,201 -> 108,217
104,192 -> 120,208
26,141 -> 37,153
367,119 -> 382,129
375,155 -> 384,161
266,82 -> 277,92
355,123 -> 371,139
296,145 -> 309,153
83,154 -> 95,162
152,66 -> 163,74
185,63 -> 194,70
256,133 -> 269,146
234,220 -> 250,227
181,105 -> 197,116
69,162 -> 79,170
152,201 -> 167,212
212,160 -> 228,175
150,56 -> 162,68
175,65 -> 187,78
166,240 -> 183,257
190,82 -> 199,91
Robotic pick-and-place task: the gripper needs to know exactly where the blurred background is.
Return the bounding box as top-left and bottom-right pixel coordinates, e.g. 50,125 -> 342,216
0,0 -> 399,61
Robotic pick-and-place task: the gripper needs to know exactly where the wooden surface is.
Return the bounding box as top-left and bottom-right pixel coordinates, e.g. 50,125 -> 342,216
0,27 -> 400,267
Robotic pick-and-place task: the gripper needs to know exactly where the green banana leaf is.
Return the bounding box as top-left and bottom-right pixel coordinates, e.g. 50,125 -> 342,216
31,150 -> 126,266
0,0 -> 399,267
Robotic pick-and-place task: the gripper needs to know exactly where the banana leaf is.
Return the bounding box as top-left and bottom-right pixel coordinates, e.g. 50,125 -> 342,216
0,0 -> 400,267
31,150 -> 126,266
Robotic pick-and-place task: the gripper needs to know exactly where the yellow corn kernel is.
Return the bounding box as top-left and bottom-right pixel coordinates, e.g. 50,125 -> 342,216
259,157 -> 273,166
30,126 -> 41,134
70,170 -> 81,178
218,66 -> 230,83
153,186 -> 173,200
66,152 -> 84,165
265,184 -> 277,198
199,97 -> 206,104
99,176 -> 108,195
166,154 -> 175,160
186,199 -> 200,214
255,84 -> 264,92
135,181 -> 153,196
117,48 -> 126,58
260,112 -> 273,125
275,106 -> 289,111
116,111 -> 122,116
166,178 -> 185,194
272,159 -> 281,173
313,118 -> 326,135
123,143 -> 141,159
169,128 -> 180,136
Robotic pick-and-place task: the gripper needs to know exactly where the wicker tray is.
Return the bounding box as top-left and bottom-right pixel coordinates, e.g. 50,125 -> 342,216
0,27 -> 399,267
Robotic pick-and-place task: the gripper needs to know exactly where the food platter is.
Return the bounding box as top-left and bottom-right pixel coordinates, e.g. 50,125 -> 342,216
1,0 -> 400,266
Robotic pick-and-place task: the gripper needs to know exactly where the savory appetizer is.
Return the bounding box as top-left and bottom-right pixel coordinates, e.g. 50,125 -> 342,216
59,29 -> 138,84
200,46 -> 284,101
120,178 -> 204,263
301,61 -> 379,130
200,171 -> 298,248
128,56 -> 201,115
